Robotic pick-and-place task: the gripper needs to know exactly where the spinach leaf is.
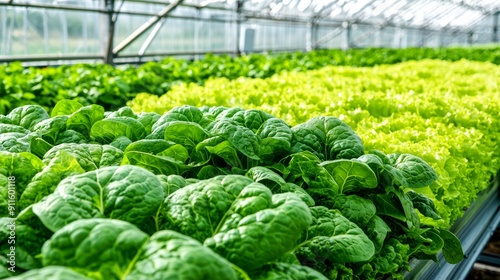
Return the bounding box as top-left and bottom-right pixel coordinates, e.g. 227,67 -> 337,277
122,151 -> 192,176
149,105 -> 211,139
296,207 -> 375,263
44,143 -> 123,171
332,194 -> 376,226
136,112 -> 161,134
51,100 -> 84,117
438,229 -> 464,264
246,166 -> 315,206
161,175 -> 312,271
32,166 -> 164,232
32,116 -> 68,144
407,190 -> 441,220
287,151 -> 338,207
7,105 -> 50,130
320,159 -> 377,193
291,117 -> 364,161
6,266 -> 91,280
0,133 -> 31,153
209,119 -> 260,160
18,150 -> 85,210
40,219 -> 239,280
66,105 -> 104,136
387,153 -> 438,188
252,263 -> 328,280
91,117 -> 147,143
0,123 -> 29,134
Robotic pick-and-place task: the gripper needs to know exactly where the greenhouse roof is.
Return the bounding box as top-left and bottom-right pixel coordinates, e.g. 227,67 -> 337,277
1,0 -> 498,31
0,0 -> 498,64
238,0 -> 499,30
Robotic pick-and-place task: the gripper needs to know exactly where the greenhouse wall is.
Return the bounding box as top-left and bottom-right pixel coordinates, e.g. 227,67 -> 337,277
0,0 -> 499,65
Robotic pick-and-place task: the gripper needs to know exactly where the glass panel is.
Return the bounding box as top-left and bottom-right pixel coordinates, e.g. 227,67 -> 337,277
0,5 -> 102,56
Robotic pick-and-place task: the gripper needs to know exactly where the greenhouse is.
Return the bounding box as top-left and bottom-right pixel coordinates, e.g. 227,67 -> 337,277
0,0 -> 500,280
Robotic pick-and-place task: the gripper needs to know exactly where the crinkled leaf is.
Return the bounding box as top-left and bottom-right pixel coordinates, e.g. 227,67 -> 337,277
127,230 -> 238,280
287,151 -> 338,206
156,175 -> 186,197
370,194 -> 406,221
41,219 -> 238,280
124,139 -> 174,155
105,106 -> 136,118
291,117 -> 364,161
246,167 -> 315,206
7,105 -> 49,130
44,143 -> 123,171
205,192 -> 312,271
366,215 -> 391,253
0,123 -> 29,134
6,266 -> 91,280
42,219 -> 149,278
320,159 -> 377,194
149,106 -> 210,139
252,263 -> 328,280
19,150 -> 85,210
407,190 -> 441,220
387,154 -> 438,188
161,175 -> 312,271
210,120 -> 260,160
91,117 -> 147,143
163,121 -> 208,154
32,165 -> 164,232
298,207 -> 375,263
438,229 -> 464,264
54,129 -> 87,144
122,151 -> 192,176
0,151 -> 44,197
66,105 -> 105,136
246,166 -> 287,190
30,137 -> 54,158
390,187 -> 420,230
203,139 -> 242,168
157,144 -> 189,163
51,100 -> 84,117
136,112 -> 161,135
332,194 -> 376,226
109,136 -> 132,151
0,132 -> 31,152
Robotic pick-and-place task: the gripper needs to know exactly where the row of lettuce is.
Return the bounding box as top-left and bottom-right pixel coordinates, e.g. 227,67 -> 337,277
1,46 -> 500,113
1,100 -> 462,280
130,59 -> 500,228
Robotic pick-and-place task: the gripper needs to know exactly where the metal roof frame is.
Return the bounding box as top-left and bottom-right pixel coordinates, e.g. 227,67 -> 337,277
0,0 -> 498,64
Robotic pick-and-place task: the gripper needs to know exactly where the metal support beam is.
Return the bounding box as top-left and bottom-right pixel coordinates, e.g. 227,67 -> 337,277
138,19 -> 165,57
113,0 -> 183,56
104,0 -> 115,64
467,31 -> 474,45
310,20 -> 319,50
341,22 -> 352,50
493,11 -> 499,43
235,0 -> 243,56
419,29 -> 426,47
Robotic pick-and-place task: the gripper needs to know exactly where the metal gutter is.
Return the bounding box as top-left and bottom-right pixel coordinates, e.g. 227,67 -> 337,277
405,175 -> 500,280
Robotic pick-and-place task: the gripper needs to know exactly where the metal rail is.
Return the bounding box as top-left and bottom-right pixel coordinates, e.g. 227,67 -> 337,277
405,174 -> 500,280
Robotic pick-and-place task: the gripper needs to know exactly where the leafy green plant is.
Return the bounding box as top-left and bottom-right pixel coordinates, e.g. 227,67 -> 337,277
130,59 -> 500,228
2,47 -> 500,113
0,101 -> 464,279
